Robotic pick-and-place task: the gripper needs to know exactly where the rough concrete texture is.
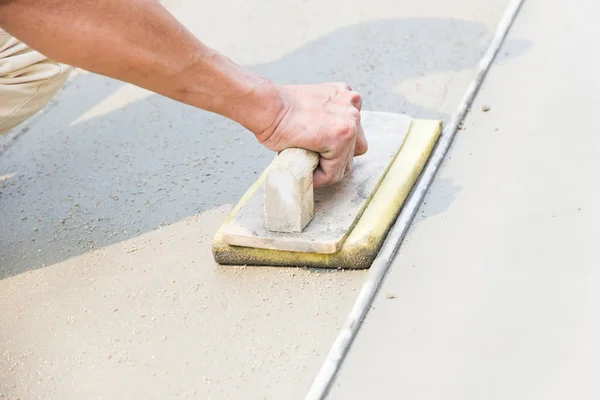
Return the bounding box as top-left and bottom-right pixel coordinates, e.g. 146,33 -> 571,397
331,0 -> 600,399
0,207 -> 365,398
1,0 -> 512,398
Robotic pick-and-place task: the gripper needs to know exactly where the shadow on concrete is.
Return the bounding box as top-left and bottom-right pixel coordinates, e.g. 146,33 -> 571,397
0,18 -> 530,278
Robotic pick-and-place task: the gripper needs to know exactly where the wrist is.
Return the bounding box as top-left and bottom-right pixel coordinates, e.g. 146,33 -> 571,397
224,80 -> 287,142
176,50 -> 286,140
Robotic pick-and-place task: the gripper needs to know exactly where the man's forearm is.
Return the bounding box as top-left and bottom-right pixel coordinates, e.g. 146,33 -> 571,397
0,0 -> 368,187
0,0 -> 281,133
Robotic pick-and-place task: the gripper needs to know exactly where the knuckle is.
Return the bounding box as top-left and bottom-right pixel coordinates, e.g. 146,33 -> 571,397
347,91 -> 362,111
348,107 -> 361,121
349,91 -> 362,103
338,121 -> 356,139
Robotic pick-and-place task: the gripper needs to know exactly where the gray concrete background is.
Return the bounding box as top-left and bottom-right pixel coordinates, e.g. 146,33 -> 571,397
1,0 -> 515,398
331,0 -> 600,398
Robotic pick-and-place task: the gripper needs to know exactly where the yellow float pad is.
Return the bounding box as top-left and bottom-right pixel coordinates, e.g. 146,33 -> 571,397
212,119 -> 442,269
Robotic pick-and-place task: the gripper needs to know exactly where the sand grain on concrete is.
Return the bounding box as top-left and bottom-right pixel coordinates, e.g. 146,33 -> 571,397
0,206 -> 364,399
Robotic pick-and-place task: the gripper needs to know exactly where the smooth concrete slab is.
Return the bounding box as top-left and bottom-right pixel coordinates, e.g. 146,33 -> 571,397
330,0 -> 600,399
0,0 -> 512,398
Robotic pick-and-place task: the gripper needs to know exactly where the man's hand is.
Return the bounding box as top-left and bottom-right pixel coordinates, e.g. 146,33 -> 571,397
253,83 -> 368,189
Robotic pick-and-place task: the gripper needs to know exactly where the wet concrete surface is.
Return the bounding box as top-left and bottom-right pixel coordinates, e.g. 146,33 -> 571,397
1,0 -> 511,398
0,207 -> 365,398
331,0 -> 600,398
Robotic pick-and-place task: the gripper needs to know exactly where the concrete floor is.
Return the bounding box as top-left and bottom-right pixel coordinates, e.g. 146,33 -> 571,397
1,0 -> 512,398
331,0 -> 600,398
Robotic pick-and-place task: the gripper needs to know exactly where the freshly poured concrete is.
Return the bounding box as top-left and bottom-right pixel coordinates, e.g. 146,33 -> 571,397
0,0 -> 512,398
331,0 -> 600,398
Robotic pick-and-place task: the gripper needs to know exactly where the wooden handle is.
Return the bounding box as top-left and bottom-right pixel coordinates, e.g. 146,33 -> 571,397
264,148 -> 320,233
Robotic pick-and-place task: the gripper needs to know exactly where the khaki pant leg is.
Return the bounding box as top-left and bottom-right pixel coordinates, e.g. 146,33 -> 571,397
0,29 -> 72,135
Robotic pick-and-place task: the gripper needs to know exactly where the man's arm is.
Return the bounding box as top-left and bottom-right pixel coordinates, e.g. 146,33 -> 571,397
0,0 -> 366,187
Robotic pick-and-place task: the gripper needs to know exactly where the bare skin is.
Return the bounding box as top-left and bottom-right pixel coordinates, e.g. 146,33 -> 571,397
0,0 -> 367,188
